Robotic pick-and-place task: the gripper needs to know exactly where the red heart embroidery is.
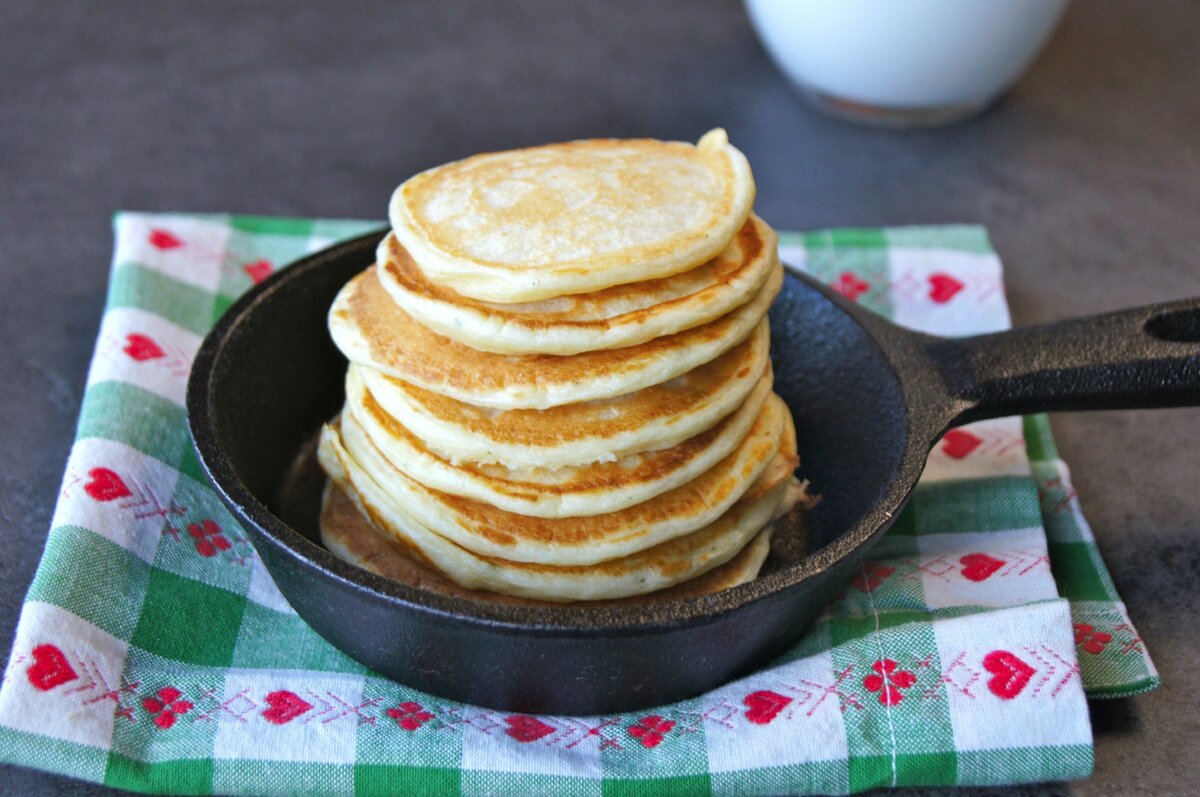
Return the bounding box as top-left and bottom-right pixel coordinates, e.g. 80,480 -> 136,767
960,552 -> 1005,582
148,229 -> 183,250
504,715 -> 555,743
26,644 -> 78,691
983,650 -> 1035,699
243,259 -> 274,285
262,690 -> 313,724
743,690 -> 792,725
123,333 -> 165,362
941,429 -> 982,459
928,273 -> 964,303
83,467 -> 132,502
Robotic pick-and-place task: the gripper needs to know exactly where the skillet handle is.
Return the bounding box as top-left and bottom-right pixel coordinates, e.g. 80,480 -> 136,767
927,297 -> 1200,425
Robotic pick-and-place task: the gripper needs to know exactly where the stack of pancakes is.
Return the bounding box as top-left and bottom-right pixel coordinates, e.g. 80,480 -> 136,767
317,129 -> 805,605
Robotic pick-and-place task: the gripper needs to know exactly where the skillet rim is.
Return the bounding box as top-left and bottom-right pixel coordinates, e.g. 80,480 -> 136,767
186,229 -> 941,635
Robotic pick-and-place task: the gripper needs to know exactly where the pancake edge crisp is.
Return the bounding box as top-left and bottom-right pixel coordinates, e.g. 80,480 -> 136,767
330,395 -> 788,566
375,214 -> 779,355
319,483 -> 777,608
328,263 -> 781,410
344,364 -> 775,518
357,324 -> 772,468
318,422 -> 796,602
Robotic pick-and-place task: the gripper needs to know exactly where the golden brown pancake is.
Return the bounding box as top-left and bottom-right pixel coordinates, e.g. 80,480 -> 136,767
317,418 -> 797,602
334,395 -> 788,566
344,363 -> 774,518
328,263 -> 781,409
357,323 -> 771,468
319,484 -> 777,607
375,214 -> 778,355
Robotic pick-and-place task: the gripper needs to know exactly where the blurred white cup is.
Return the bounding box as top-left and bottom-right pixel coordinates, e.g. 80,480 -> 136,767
745,0 -> 1070,127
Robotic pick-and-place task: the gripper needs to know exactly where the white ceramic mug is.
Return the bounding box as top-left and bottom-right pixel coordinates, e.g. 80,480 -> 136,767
745,0 -> 1070,127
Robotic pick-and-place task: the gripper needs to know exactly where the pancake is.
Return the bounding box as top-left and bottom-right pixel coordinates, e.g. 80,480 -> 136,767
358,322 -> 770,468
317,418 -> 796,602
332,394 -> 788,566
388,129 -> 756,303
344,363 -> 773,517
319,482 -> 775,607
316,130 -> 802,604
328,262 -> 781,410
376,214 -> 778,355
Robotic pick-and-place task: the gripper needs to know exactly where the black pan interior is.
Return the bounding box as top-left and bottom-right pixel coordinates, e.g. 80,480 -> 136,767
766,272 -> 909,566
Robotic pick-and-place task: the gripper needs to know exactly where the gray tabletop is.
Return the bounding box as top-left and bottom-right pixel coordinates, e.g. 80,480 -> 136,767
2,1 -> 1198,795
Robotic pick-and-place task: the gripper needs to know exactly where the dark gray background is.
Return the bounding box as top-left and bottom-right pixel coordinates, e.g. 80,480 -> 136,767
2,1 -> 1197,795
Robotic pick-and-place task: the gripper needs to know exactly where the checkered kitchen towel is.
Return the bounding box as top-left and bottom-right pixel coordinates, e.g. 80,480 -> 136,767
0,214 -> 1158,795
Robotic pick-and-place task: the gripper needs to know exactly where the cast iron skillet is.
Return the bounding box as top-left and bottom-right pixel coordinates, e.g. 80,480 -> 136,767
187,229 -> 1200,715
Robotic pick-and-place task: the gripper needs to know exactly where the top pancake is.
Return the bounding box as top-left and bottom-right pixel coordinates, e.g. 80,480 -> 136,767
388,129 -> 756,303
376,214 -> 778,355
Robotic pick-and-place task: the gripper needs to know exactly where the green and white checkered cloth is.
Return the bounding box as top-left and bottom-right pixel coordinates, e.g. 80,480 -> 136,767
0,214 -> 1158,795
